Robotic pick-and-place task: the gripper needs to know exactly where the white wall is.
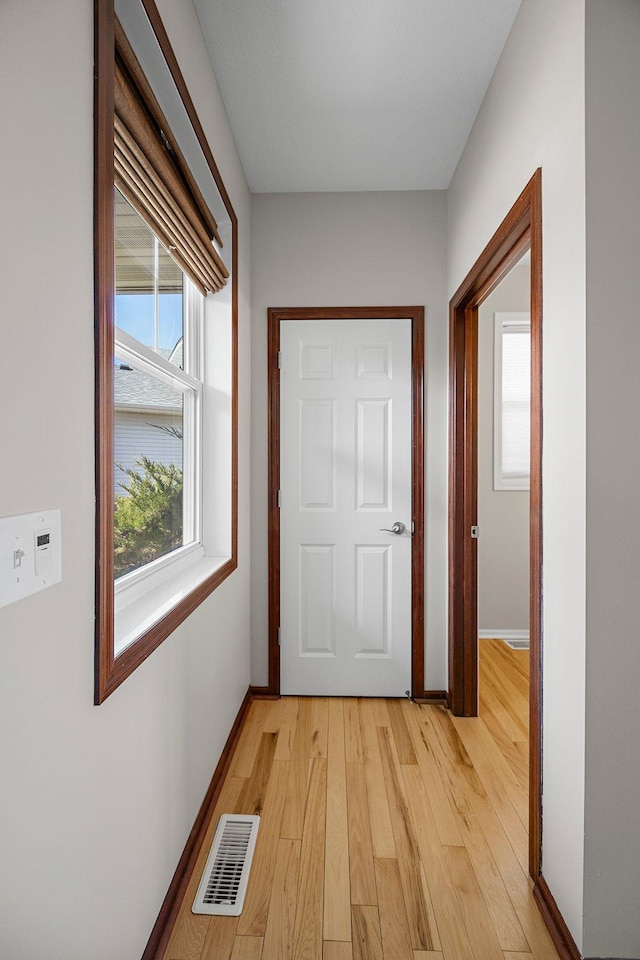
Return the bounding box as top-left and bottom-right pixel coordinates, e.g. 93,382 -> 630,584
250,191 -> 448,690
478,265 -> 530,633
0,1 -> 251,957
447,0 -> 586,947
583,2 -> 640,955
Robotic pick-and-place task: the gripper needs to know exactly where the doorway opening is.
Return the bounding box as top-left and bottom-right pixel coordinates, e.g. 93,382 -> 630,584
448,170 -> 542,879
266,306 -> 425,699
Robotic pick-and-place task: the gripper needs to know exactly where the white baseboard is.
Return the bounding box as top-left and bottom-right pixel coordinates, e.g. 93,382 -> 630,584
478,629 -> 530,642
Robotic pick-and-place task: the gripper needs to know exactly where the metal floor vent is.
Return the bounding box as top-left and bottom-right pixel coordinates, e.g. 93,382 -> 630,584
192,814 -> 260,916
504,637 -> 530,650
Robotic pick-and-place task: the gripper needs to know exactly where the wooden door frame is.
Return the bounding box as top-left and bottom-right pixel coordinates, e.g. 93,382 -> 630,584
448,169 -> 543,878
265,306 -> 426,700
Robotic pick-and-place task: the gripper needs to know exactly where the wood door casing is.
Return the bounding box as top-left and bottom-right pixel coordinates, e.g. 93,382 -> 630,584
448,169 -> 543,879
267,307 -> 426,700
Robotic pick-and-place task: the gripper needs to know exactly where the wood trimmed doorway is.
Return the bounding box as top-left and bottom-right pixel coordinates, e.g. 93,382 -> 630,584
448,169 -> 543,878
265,306 -> 426,700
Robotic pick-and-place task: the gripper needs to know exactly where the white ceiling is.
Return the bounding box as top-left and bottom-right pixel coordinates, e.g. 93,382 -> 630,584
192,0 -> 521,193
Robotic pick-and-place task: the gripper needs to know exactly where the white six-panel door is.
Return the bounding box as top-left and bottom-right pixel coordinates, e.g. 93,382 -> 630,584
280,319 -> 413,696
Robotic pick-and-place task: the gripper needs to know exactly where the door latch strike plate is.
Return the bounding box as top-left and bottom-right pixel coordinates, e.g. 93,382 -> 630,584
471,525 -> 479,539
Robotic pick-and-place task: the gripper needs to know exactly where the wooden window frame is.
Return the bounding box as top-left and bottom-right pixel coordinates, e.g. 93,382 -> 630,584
94,0 -> 238,704
493,311 -> 531,491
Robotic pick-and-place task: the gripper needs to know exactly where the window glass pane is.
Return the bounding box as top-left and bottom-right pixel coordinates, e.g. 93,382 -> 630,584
158,245 -> 183,366
113,360 -> 186,579
114,188 -> 183,364
501,327 -> 530,478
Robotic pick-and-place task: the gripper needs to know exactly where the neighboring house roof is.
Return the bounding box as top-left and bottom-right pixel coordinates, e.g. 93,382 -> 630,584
114,364 -> 182,413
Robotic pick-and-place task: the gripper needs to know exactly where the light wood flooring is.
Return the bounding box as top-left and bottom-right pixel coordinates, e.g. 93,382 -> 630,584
163,639 -> 557,960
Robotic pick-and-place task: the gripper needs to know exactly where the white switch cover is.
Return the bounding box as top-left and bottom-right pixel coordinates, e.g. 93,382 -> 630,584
0,510 -> 62,609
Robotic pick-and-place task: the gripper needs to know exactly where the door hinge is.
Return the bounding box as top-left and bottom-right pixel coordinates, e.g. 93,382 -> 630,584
471,525 -> 479,539
277,489 -> 281,508
277,351 -> 282,369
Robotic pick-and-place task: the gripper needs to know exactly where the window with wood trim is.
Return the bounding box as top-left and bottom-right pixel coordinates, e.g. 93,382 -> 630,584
94,1 -> 237,703
494,312 -> 531,490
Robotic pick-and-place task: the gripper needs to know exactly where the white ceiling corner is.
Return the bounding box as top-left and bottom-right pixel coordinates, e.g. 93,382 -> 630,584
192,0 -> 521,193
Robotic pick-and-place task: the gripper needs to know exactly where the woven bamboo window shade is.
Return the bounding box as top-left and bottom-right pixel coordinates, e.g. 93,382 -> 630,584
113,19 -> 228,295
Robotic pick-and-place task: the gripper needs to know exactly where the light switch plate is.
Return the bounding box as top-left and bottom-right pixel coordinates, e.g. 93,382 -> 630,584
0,509 -> 62,609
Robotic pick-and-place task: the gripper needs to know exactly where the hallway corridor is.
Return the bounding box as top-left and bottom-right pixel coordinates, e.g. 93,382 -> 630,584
163,642 -> 556,960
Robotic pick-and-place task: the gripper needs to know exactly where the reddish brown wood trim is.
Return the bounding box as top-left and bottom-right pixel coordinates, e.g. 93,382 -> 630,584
94,0 -> 116,705
267,310 -> 282,696
141,686 -> 253,960
528,172 -> 544,879
267,306 -> 425,699
414,690 -> 449,705
533,876 -> 582,960
249,686 -> 280,700
448,169 -> 543,879
411,312 -> 426,699
99,560 -> 237,702
94,0 -> 239,703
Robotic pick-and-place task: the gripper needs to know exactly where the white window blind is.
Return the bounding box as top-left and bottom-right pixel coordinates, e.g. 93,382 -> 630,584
494,313 -> 530,490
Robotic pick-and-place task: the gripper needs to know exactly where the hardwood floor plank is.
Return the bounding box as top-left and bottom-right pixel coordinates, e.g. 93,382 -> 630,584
275,697 -> 300,762
424,708 -> 529,952
232,701 -> 272,778
483,640 -> 529,697
371,699 -> 391,727
452,718 -> 529,867
345,699 -> 365,763
200,916 -> 239,960
238,760 -> 290,937
358,700 -> 381,762
401,765 -> 475,960
485,639 -> 529,682
374,859 -> 413,960
454,717 -> 529,830
377,726 -> 436,950
480,643 -> 529,737
413,954 -> 445,960
164,914 -> 209,960
238,732 -> 278,816
310,697 -> 332,760
387,699 -> 417,765
443,845 -> 504,960
351,905 -> 383,960
282,699 -> 313,840
262,837 -> 301,960
231,936 -> 264,959
323,943 -> 353,960
479,664 -> 528,742
401,701 -> 464,847
324,699 -> 352,943
478,704 -> 529,792
503,954 -> 534,960
292,759 -> 327,960
311,698 -> 329,759
346,762 -> 377,906
363,760 -> 396,859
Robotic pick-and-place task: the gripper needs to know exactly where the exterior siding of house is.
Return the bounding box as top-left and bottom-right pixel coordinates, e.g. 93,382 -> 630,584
114,410 -> 183,496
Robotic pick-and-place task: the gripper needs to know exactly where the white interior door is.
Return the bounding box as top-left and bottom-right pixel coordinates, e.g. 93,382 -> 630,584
280,318 -> 413,695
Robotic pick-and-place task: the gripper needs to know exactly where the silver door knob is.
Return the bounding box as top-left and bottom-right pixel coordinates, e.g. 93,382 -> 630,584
380,521 -> 405,535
